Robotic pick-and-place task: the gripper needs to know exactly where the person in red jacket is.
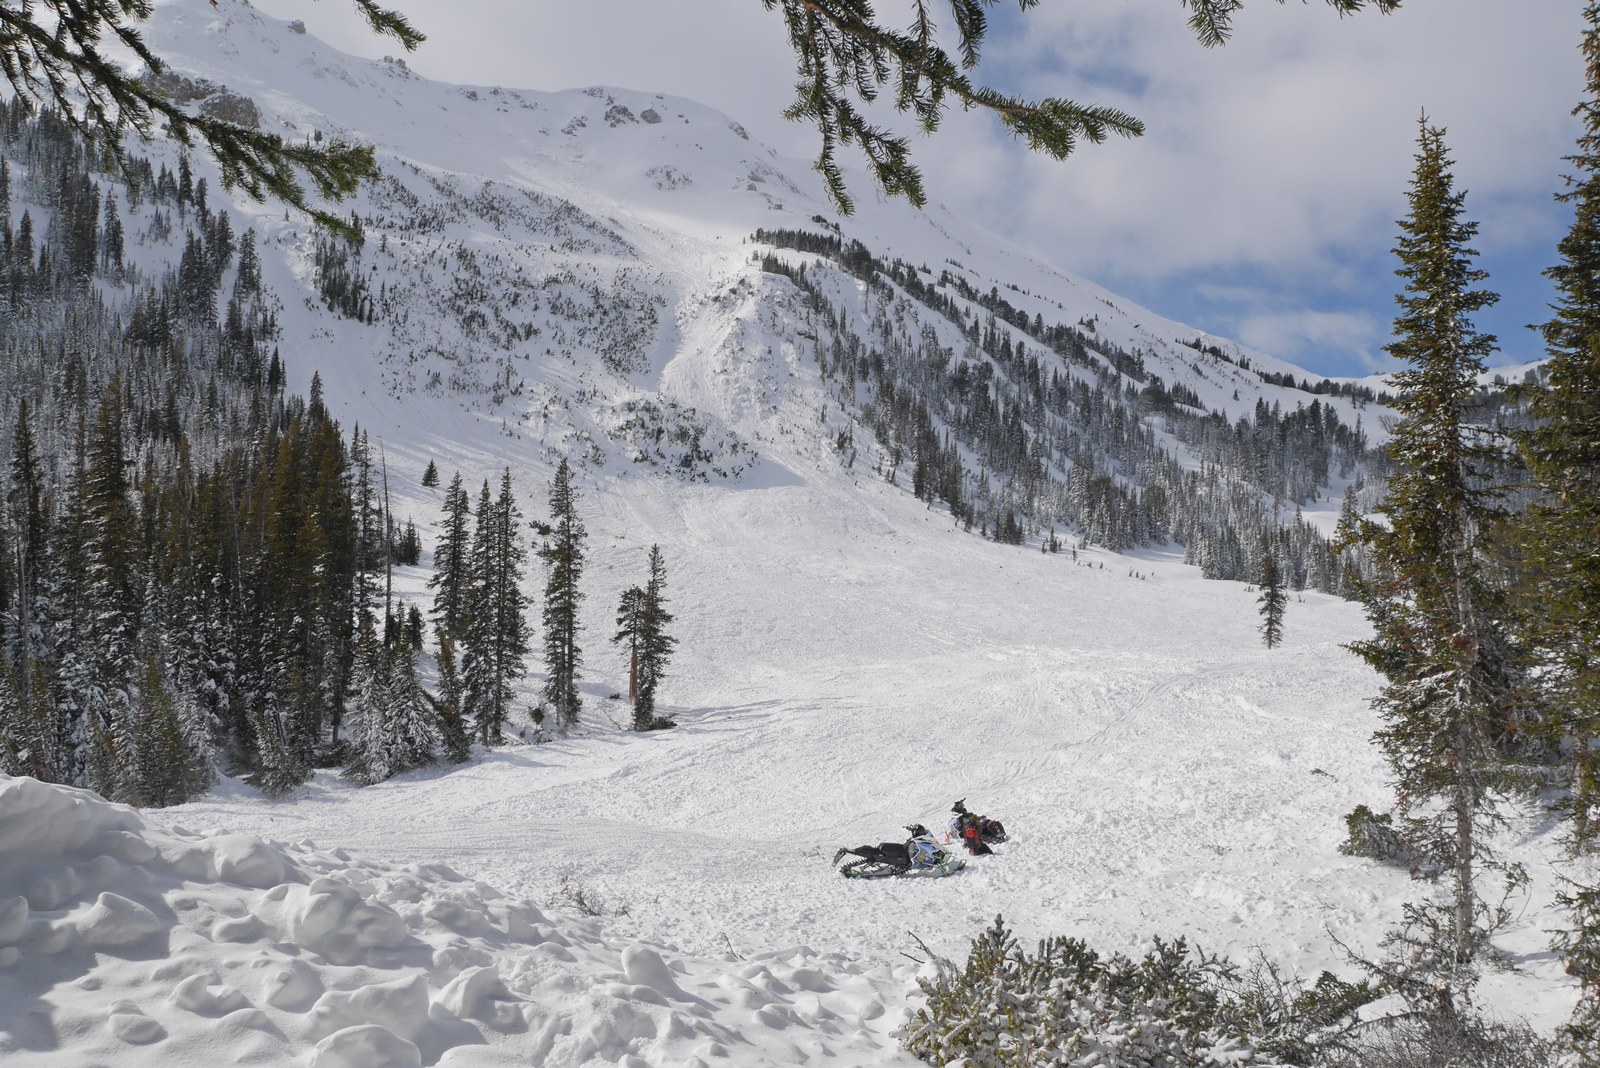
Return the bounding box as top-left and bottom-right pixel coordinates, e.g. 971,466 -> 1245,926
950,798 -> 1006,855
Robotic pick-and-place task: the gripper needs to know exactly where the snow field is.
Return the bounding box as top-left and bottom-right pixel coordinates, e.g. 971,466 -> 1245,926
167,466 -> 1577,1057
0,773 -> 915,1066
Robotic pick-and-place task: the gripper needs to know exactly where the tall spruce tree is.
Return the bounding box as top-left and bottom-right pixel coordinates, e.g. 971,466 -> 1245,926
462,472 -> 530,744
4,400 -> 48,767
1257,552 -> 1286,650
1346,118 -> 1520,979
429,472 -> 473,638
431,627 -> 471,764
612,547 -> 678,730
635,544 -> 678,729
80,380 -> 142,800
540,459 -> 586,728
1522,1 -> 1600,848
1525,7 -> 1600,1059
614,584 -> 646,713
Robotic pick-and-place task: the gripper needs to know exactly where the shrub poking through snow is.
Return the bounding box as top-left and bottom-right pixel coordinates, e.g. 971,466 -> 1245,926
1317,1012 -> 1561,1068
1339,804 -> 1405,861
904,915 -> 1280,1066
901,916 -> 1393,1067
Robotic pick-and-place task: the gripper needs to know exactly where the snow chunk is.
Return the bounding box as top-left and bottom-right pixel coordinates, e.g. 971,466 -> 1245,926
253,877 -> 406,965
106,1000 -> 167,1045
69,892 -> 162,948
163,832 -> 287,887
210,834 -> 288,887
621,944 -> 690,1001
309,1024 -> 422,1068
171,971 -> 252,1015
307,974 -> 429,1043
0,896 -> 28,944
259,955 -> 325,1010
437,965 -> 527,1033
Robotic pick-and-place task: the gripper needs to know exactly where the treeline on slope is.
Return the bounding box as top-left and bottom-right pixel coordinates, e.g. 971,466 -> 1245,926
0,104 -> 681,806
0,107 -> 419,803
0,100 -> 391,804
754,226 -> 1374,595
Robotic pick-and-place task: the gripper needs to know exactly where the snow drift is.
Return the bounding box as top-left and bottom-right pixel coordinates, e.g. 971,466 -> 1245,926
0,773 -> 916,1066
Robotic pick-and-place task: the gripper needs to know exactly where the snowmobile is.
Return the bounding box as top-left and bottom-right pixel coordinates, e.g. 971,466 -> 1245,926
949,798 -> 1007,855
832,824 -> 966,879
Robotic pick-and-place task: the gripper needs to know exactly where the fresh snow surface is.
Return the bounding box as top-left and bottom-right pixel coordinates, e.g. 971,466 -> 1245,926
0,499 -> 1577,1065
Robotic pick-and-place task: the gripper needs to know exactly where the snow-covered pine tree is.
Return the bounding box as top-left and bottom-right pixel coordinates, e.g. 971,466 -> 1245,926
342,635 -> 390,785
432,628 -> 471,764
635,544 -> 678,729
3,399 -> 49,776
1522,1 -> 1600,848
1258,553 -> 1286,649
132,657 -> 212,807
613,584 -> 645,711
541,459 -> 586,728
377,641 -> 438,778
80,380 -> 142,801
462,472 -> 530,744
1346,117 -> 1521,978
1523,8 -> 1600,1059
429,471 -> 472,638
348,426 -> 385,634
461,479 -> 495,741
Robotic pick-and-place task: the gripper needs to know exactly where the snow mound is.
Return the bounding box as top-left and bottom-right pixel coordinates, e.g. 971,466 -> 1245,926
0,773 -> 914,1066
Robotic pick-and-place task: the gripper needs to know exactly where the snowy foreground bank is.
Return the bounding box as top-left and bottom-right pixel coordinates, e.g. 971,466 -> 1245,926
0,772 -> 914,1066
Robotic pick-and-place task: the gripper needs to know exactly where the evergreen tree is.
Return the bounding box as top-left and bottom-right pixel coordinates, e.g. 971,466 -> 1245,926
613,585 -> 646,719
1520,1 -> 1600,848
1524,9 -> 1600,1059
1257,553 -> 1286,650
635,544 -> 678,729
348,427 -> 384,632
429,472 -> 472,637
421,459 -> 439,488
349,640 -> 438,783
4,400 -> 48,765
540,459 -> 586,727
1346,118 -> 1520,977
462,472 -> 530,744
342,635 -> 391,785
247,702 -> 308,798
431,627 -> 471,764
132,657 -> 213,807
0,658 -> 55,781
80,381 -> 142,799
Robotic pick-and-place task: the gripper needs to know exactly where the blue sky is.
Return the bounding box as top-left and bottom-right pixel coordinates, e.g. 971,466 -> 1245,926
254,0 -> 1586,379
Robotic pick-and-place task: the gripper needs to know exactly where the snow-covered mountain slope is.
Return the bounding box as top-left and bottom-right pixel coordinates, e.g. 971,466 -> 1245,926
134,0 -> 1387,522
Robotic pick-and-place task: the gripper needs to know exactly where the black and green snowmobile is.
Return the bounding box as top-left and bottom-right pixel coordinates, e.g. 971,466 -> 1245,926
831,824 -> 965,879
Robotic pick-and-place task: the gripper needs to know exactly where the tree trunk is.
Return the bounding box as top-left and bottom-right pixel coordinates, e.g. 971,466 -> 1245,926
628,645 -> 638,707
1578,733 -> 1593,847
1453,725 -> 1474,963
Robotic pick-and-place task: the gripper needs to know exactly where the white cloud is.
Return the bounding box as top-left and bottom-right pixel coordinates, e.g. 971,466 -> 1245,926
1234,308 -> 1388,375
